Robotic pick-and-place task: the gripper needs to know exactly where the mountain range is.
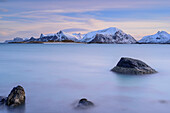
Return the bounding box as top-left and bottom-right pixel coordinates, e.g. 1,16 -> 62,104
4,27 -> 170,44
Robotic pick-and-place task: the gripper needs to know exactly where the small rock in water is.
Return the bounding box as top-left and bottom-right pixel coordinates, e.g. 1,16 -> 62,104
76,98 -> 94,109
6,85 -> 25,106
111,57 -> 157,75
0,96 -> 7,104
159,100 -> 168,104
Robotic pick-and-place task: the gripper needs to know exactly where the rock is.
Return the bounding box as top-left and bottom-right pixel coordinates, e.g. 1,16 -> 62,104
0,96 -> 6,105
0,96 -> 3,101
159,100 -> 167,104
111,57 -> 157,75
6,85 -> 25,106
76,98 -> 94,109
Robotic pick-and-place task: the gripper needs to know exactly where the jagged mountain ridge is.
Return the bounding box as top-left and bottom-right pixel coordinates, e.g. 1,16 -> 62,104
37,31 -> 79,42
81,27 -> 136,44
5,27 -> 137,44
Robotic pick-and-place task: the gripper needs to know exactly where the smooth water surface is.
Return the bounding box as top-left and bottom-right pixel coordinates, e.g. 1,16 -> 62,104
0,44 -> 170,113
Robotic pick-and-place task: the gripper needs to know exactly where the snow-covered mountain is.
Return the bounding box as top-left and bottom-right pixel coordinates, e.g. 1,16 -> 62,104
138,31 -> 170,44
4,31 -> 79,43
4,37 -> 24,43
81,27 -> 136,44
4,28 -> 137,44
37,30 -> 79,42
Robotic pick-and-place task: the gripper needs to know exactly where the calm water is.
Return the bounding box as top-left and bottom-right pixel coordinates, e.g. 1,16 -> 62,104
0,44 -> 170,113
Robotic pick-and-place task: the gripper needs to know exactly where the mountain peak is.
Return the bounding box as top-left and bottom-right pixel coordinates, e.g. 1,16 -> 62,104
157,31 -> 169,35
40,33 -> 44,38
58,30 -> 64,34
97,27 -> 120,33
81,27 -> 136,43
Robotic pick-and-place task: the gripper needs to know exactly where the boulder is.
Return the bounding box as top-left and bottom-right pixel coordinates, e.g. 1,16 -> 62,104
6,85 -> 25,106
111,57 -> 157,75
76,98 -> 94,109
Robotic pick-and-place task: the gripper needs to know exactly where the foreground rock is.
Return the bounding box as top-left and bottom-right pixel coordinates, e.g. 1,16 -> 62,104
111,57 -> 157,75
6,85 -> 25,106
76,98 -> 94,109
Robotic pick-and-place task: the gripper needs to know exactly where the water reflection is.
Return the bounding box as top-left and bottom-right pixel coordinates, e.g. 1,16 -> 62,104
0,103 -> 25,113
7,104 -> 25,113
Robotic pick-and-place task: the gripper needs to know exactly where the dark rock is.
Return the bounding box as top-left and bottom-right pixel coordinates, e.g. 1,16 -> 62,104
6,85 -> 25,106
0,96 -> 6,104
111,57 -> 157,75
159,100 -> 167,104
76,98 -> 94,109
0,96 -> 3,101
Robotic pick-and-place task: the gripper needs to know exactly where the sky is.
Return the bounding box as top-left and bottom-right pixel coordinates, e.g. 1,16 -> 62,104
0,0 -> 170,42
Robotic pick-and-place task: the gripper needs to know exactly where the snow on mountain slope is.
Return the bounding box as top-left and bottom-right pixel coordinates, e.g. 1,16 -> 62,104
81,27 -> 136,43
4,28 -> 137,44
4,37 -> 24,43
72,33 -> 84,40
38,31 -> 78,42
138,31 -> 170,43
57,31 -> 78,41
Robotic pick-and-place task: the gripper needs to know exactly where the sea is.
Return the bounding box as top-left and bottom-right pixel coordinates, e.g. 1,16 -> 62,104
0,43 -> 170,113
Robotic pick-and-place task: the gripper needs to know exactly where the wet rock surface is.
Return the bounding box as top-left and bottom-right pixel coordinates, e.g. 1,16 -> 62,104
111,57 -> 157,75
76,98 -> 94,109
6,85 -> 25,107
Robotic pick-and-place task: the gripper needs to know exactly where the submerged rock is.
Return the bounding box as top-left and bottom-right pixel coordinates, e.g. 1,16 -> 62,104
159,100 -> 168,104
111,57 -> 157,75
6,85 -> 25,106
76,98 -> 94,109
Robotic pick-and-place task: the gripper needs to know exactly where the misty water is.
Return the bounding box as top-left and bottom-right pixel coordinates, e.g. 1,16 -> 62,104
0,43 -> 170,113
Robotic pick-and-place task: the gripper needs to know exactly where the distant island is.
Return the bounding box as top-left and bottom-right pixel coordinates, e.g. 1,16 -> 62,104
4,27 -> 170,44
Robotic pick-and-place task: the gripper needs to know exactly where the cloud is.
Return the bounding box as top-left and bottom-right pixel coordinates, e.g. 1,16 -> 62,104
0,0 -> 7,2
0,30 -> 39,42
62,28 -> 88,33
22,9 -> 100,14
0,8 -> 8,12
1,0 -> 170,15
0,31 -> 9,36
14,30 -> 40,37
